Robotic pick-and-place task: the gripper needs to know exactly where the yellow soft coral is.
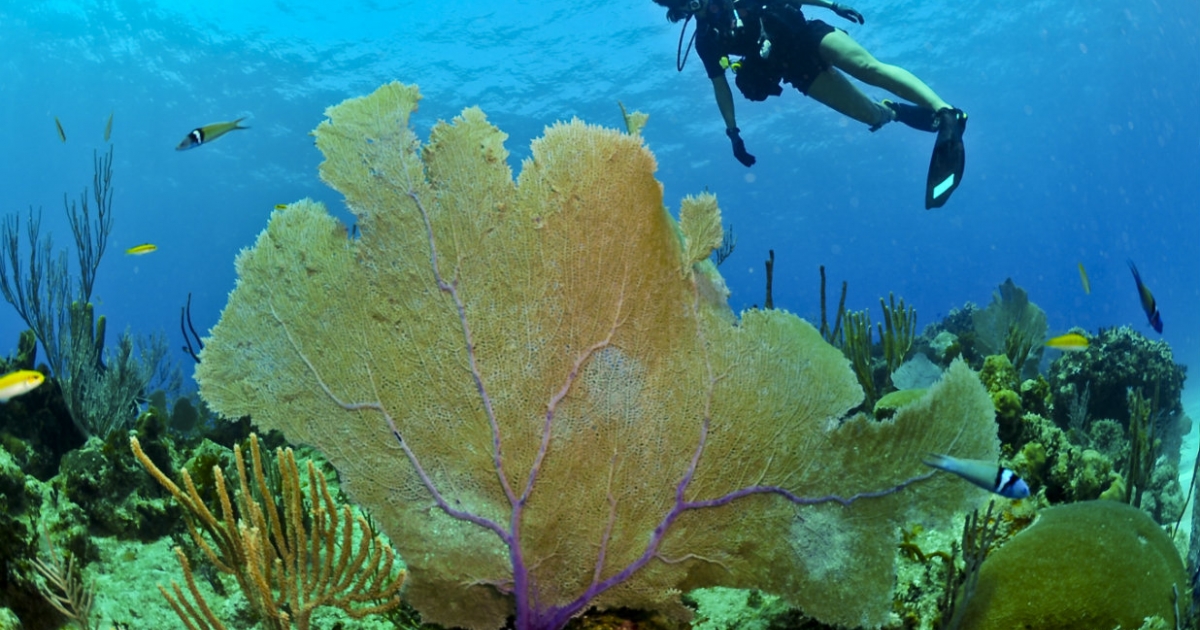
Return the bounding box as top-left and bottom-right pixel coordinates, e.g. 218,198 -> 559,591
196,82 -> 999,630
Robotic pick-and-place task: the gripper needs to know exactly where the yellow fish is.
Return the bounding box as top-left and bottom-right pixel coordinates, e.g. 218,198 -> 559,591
274,204 -> 287,210
54,116 -> 66,142
176,117 -> 249,150
1045,332 -> 1088,352
125,243 -> 157,255
0,370 -> 45,402
104,111 -> 113,142
1077,262 -> 1090,295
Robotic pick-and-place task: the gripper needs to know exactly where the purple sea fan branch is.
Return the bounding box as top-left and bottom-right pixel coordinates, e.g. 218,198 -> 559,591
402,162 -> 641,626
268,296 -> 945,630
269,303 -> 512,545
404,166 -> 553,621
518,275 -> 944,629
530,271 -> 730,628
681,471 -> 939,512
526,299 -> 627,506
538,428 -> 938,630
403,185 -> 519,511
590,452 -> 621,588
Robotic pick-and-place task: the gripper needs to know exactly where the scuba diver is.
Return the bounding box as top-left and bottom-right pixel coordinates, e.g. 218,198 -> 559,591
654,0 -> 967,208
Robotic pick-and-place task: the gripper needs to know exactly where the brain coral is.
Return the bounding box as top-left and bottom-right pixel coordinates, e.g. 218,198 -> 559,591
959,500 -> 1187,629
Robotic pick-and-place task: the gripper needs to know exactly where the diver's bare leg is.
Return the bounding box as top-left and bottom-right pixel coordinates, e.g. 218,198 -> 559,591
818,30 -> 950,112
806,67 -> 888,125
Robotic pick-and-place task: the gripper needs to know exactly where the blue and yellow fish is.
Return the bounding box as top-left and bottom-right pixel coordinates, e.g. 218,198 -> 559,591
1128,260 -> 1163,333
176,118 -> 249,150
923,453 -> 1030,499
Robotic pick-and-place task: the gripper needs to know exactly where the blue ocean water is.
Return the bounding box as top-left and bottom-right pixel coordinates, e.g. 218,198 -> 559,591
1,0 -> 1197,381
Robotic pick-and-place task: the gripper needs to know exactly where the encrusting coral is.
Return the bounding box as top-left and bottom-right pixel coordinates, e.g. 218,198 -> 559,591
1047,325 -> 1188,462
195,82 -> 1000,630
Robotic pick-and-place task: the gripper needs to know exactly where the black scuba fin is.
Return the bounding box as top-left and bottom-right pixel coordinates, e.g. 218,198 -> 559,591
925,108 -> 967,209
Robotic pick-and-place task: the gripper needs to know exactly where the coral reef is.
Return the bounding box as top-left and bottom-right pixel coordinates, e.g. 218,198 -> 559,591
1047,325 -> 1188,463
1009,411 -> 1123,505
838,294 -> 918,409
890,354 -> 942,391
0,75 -> 1191,630
917,279 -> 1047,379
978,355 -> 1023,444
1,333 -> 85,481
0,446 -> 43,625
911,280 -> 1189,533
131,433 -> 406,629
55,432 -> 180,541
682,587 -> 804,629
957,501 -> 1187,629
970,279 -> 1047,378
873,388 -> 928,420
0,148 -> 174,446
194,82 -> 1000,630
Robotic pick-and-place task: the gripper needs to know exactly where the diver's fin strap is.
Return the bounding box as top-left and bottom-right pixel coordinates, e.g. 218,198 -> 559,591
884,100 -> 939,132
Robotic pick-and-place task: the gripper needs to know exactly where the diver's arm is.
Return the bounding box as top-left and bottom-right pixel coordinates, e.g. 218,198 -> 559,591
711,74 -> 738,131
794,0 -> 863,22
711,74 -> 756,166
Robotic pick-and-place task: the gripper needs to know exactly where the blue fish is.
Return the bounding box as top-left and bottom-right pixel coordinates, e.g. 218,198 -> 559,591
923,453 -> 1030,499
1128,261 -> 1163,333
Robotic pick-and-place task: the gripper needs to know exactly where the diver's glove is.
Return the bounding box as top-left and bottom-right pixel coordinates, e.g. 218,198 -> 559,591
831,3 -> 864,24
727,127 -> 756,167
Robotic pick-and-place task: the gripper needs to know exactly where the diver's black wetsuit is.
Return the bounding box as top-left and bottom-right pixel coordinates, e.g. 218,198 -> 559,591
694,0 -> 841,96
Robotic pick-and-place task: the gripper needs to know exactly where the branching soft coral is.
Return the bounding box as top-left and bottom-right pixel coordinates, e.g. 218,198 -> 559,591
196,82 -> 999,630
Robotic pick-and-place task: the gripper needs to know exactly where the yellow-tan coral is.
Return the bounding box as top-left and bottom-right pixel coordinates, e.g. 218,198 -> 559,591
196,82 -> 999,630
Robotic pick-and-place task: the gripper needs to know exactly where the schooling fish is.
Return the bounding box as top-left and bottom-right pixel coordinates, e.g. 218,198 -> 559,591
176,117 -> 249,150
1077,262 -> 1090,295
0,370 -> 45,403
54,116 -> 66,142
104,111 -> 113,142
923,453 -> 1030,499
1128,260 -> 1163,333
125,243 -> 157,255
1045,332 -> 1088,352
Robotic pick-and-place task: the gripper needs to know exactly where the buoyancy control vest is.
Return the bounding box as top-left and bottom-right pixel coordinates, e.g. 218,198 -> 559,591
725,1 -> 809,100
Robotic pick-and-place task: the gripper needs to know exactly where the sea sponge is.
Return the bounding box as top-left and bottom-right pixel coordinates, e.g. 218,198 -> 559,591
990,389 -> 1023,443
959,501 -> 1187,629
1018,375 -> 1050,417
978,354 -> 1017,393
872,387 -> 926,419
